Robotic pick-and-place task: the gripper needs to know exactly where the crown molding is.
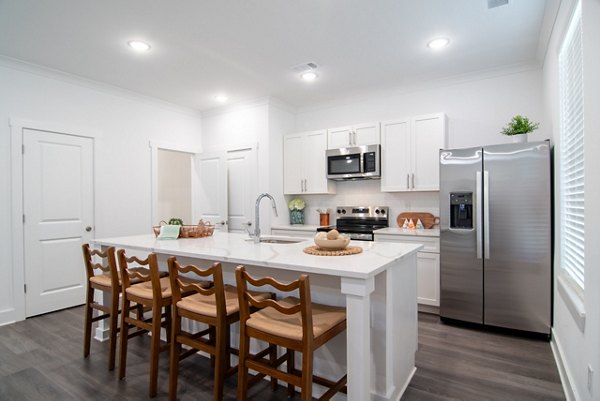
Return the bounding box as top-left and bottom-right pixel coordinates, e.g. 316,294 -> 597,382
296,62 -> 543,115
0,55 -> 202,118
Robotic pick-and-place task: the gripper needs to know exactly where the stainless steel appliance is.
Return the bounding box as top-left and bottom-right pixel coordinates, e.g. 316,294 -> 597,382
326,145 -> 381,180
317,206 -> 389,241
439,140 -> 552,336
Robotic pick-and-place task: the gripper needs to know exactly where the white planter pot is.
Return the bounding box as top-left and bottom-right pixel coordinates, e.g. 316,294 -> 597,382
512,134 -> 528,143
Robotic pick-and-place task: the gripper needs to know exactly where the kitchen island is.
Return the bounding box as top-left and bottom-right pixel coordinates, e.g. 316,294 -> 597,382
92,232 -> 422,401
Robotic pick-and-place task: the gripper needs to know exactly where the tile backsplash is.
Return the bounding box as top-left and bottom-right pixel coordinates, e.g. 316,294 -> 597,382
284,180 -> 440,227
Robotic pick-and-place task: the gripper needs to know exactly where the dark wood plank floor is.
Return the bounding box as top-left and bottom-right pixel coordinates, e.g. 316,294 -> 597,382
0,307 -> 565,400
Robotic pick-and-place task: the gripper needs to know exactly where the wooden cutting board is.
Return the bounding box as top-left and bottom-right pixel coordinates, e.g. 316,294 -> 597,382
397,212 -> 437,229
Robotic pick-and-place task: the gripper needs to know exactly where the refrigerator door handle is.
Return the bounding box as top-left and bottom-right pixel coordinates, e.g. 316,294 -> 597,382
483,170 -> 490,260
476,171 -> 483,259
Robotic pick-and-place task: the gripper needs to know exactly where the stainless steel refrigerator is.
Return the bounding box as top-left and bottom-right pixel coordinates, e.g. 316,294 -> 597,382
439,140 -> 552,335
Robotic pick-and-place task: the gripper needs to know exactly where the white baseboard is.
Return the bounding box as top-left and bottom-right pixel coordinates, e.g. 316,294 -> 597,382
551,329 -> 578,401
0,308 -> 17,327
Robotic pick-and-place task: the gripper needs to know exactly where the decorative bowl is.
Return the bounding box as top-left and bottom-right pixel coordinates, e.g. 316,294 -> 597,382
314,235 -> 350,250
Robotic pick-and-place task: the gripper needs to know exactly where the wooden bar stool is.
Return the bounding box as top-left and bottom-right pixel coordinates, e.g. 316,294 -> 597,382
117,249 -> 205,397
235,266 -> 347,401
82,244 -> 153,370
82,244 -> 120,370
168,257 -> 274,401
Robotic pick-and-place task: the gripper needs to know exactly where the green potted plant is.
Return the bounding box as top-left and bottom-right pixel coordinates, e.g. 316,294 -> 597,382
500,115 -> 539,143
288,198 -> 306,225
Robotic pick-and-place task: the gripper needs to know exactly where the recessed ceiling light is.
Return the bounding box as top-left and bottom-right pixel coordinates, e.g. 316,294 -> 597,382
300,71 -> 318,81
214,94 -> 229,103
427,38 -> 450,50
127,40 -> 151,52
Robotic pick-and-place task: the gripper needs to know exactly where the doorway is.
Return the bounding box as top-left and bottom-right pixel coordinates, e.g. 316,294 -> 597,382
156,149 -> 193,224
22,128 -> 94,317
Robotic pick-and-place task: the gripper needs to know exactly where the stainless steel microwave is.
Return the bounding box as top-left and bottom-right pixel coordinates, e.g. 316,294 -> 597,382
326,144 -> 381,180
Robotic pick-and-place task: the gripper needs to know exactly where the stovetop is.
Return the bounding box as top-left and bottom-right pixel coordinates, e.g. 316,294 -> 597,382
317,206 -> 389,241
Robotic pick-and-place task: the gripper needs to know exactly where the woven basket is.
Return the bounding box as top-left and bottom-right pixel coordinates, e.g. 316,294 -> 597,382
152,220 -> 215,238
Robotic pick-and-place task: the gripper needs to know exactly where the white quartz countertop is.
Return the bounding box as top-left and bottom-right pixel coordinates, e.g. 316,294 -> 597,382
92,232 -> 422,279
374,227 -> 440,237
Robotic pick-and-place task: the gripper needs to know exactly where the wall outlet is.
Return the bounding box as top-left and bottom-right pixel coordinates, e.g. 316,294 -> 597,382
587,364 -> 594,394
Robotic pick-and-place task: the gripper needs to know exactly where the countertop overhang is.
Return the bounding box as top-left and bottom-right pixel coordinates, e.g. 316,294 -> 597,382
92,232 -> 422,280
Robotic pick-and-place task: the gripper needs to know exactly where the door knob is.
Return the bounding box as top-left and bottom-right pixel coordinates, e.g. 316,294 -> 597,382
85,226 -> 92,232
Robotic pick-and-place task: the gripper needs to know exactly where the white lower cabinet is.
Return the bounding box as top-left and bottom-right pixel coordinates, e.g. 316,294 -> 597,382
416,252 -> 440,307
374,233 -> 440,307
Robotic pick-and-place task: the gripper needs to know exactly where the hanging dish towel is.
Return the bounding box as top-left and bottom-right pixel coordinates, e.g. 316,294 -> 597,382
158,224 -> 180,239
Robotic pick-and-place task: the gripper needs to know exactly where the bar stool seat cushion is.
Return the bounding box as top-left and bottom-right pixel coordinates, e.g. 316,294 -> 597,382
177,284 -> 271,317
246,296 -> 346,341
126,276 -> 207,300
89,268 -> 166,287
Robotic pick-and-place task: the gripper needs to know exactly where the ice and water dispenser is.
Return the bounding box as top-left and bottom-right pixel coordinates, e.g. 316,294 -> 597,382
450,192 -> 473,229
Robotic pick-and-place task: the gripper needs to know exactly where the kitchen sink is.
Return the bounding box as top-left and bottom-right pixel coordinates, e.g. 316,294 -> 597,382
259,238 -> 303,244
245,236 -> 305,244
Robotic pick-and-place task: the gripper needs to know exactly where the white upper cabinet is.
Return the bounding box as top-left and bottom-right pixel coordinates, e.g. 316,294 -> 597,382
381,113 -> 447,192
327,122 -> 380,149
283,130 -> 336,195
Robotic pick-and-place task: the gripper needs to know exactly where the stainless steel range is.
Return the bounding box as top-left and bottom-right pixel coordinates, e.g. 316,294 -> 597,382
317,206 -> 389,241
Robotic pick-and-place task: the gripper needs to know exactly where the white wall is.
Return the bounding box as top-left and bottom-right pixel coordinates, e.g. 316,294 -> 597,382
201,99 -> 296,232
267,102 -> 296,227
543,0 -> 600,400
0,60 -> 202,325
293,67 -> 546,226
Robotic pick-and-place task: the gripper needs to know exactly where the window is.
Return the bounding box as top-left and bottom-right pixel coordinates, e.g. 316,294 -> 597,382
558,1 -> 584,293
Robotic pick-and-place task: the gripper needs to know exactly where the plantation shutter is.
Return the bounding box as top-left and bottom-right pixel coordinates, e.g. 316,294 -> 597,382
558,2 -> 585,291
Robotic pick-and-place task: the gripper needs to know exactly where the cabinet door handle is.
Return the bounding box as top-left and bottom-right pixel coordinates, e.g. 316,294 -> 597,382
406,174 -> 409,189
353,131 -> 357,145
305,179 -> 308,192
411,173 -> 415,189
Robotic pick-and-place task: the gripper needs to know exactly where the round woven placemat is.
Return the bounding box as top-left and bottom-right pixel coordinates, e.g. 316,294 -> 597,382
303,245 -> 363,256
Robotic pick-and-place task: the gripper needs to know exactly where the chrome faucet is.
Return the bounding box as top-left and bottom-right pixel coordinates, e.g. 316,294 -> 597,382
253,193 -> 278,243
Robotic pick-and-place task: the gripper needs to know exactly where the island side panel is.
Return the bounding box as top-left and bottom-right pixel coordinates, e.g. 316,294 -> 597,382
389,254 -> 418,400
341,276 -> 375,401
370,254 -> 418,401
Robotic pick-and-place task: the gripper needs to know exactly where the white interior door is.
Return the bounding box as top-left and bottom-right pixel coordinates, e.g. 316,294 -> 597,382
194,151 -> 228,231
23,129 -> 93,317
226,147 -> 257,232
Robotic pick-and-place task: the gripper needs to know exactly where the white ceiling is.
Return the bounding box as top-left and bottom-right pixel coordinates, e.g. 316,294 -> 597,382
0,0 -> 551,112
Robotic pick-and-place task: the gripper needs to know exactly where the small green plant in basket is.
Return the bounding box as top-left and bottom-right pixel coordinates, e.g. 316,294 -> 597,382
168,217 -> 184,225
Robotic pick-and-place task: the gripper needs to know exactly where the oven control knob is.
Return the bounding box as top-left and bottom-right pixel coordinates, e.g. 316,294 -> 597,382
337,209 -> 342,214
375,209 -> 380,214
380,209 -> 385,215
341,209 -> 346,214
